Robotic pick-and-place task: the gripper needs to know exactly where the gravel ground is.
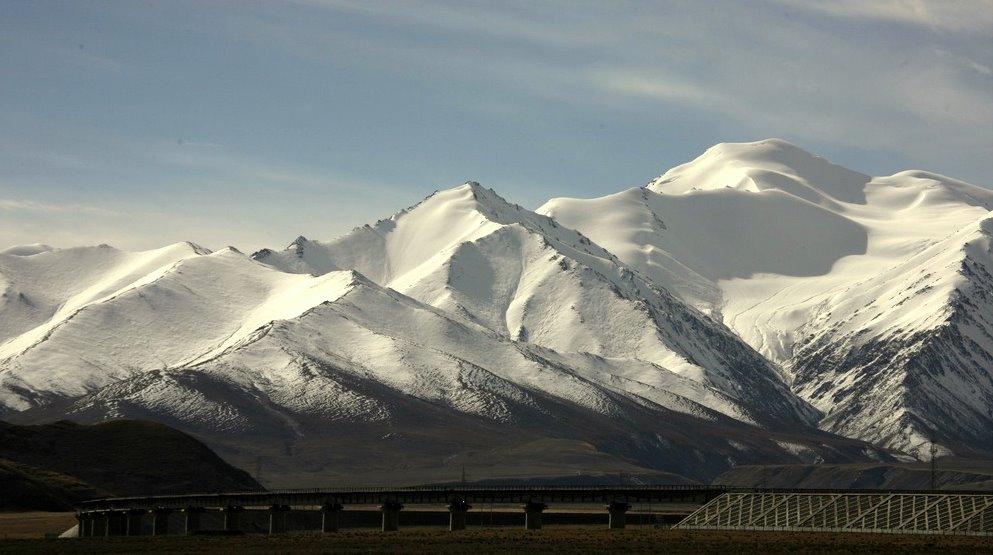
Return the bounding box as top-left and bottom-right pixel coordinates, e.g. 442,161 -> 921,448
1,525 -> 989,554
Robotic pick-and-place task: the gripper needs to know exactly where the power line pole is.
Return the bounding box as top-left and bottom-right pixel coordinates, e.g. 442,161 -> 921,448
929,435 -> 938,492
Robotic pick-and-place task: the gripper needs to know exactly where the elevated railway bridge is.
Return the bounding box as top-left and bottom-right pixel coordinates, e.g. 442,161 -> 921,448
75,484 -> 724,535
73,485 -> 992,537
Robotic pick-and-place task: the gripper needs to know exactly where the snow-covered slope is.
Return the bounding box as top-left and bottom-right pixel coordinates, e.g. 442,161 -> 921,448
0,242 -> 206,347
0,239 -> 884,486
539,139 -> 993,458
0,245 -> 358,411
253,182 -> 814,427
2,138 -> 988,485
791,213 -> 993,458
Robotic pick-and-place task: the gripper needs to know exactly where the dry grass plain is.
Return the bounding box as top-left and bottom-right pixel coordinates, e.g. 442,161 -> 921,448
0,520 -> 989,555
0,512 -> 77,539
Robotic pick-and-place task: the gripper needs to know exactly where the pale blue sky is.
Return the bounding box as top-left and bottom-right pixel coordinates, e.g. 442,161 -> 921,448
2,0 -> 991,252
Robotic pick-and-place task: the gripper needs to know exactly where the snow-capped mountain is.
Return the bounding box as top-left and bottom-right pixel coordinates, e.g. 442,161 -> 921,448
0,237 -> 876,486
252,182 -> 813,426
540,139 -> 993,460
1,139 -> 988,486
790,213 -> 993,459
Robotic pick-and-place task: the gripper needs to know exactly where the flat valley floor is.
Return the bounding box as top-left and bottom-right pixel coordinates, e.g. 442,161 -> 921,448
1,514 -> 989,555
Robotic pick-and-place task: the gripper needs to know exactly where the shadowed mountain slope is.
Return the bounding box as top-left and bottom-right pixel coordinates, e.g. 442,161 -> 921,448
0,419 -> 260,509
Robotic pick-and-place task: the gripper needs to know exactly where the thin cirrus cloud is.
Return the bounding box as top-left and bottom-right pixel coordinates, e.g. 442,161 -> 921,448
787,0 -> 993,32
273,2 -> 991,143
1,1 -> 990,253
0,198 -> 119,217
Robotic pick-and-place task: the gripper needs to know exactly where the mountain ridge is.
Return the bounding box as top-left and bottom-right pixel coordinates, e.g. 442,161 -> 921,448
1,139 -> 989,486
540,139 -> 993,460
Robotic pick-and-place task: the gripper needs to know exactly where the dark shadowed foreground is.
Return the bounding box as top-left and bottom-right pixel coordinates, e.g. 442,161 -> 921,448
2,527 -> 990,555
0,420 -> 260,510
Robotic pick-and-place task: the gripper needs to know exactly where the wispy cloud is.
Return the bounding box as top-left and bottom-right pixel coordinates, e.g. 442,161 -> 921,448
883,64 -> 993,125
2,0 -> 990,257
250,1 -> 993,138
176,139 -> 223,148
588,69 -> 733,113
0,198 -> 119,216
784,0 -> 993,33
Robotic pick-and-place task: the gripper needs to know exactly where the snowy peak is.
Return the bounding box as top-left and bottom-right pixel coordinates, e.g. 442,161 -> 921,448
870,170 -> 993,214
251,235 -> 341,276
537,140 -> 993,459
0,244 -> 54,257
648,139 -> 872,206
248,181 -> 816,428
254,181 -> 616,286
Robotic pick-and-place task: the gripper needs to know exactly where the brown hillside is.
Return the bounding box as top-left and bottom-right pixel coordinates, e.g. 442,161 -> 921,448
0,419 -> 260,510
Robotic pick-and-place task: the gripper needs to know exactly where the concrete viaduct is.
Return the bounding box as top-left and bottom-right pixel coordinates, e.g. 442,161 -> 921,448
74,485 -> 727,536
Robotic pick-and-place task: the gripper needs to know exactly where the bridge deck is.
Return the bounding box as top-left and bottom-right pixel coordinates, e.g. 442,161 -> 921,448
77,485 -> 728,511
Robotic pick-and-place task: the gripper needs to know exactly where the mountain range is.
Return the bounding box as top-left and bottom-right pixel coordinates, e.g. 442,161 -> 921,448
1,139 -> 989,487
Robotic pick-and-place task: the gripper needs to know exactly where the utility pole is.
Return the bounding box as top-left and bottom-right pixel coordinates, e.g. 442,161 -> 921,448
929,435 -> 938,492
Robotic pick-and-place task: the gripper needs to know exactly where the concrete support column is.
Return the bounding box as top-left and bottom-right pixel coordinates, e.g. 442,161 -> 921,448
607,501 -> 630,529
523,501 -> 547,530
94,512 -> 109,537
380,501 -> 403,532
223,506 -> 244,532
106,511 -> 127,536
448,499 -> 471,531
152,508 -> 172,536
183,506 -> 205,535
126,509 -> 147,536
77,513 -> 92,537
321,502 -> 343,533
268,504 -> 290,534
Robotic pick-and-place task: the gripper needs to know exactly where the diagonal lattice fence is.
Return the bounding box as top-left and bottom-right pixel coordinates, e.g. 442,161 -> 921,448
675,492 -> 993,536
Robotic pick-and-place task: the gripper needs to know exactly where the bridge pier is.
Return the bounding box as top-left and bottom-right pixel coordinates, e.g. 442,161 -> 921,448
321,502 -> 343,533
183,506 -> 204,535
92,512 -> 108,537
126,509 -> 146,536
607,501 -> 630,529
223,505 -> 244,532
106,511 -> 127,536
269,504 -> 290,534
448,499 -> 471,531
380,501 -> 403,532
523,501 -> 547,530
77,512 -> 91,537
152,507 -> 172,535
